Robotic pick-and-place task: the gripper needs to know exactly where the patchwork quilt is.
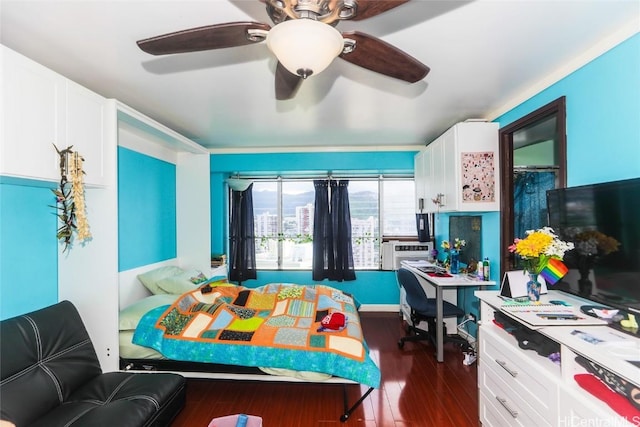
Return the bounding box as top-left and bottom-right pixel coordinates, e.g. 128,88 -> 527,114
132,283 -> 381,388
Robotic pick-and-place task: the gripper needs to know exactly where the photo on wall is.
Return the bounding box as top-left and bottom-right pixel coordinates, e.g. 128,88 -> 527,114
460,152 -> 495,203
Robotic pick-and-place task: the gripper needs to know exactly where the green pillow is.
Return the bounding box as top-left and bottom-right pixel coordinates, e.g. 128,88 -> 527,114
137,266 -> 184,295
156,269 -> 209,294
119,294 -> 179,330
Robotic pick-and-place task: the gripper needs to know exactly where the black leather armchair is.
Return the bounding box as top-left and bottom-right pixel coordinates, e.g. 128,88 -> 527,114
396,268 -> 470,351
0,300 -> 185,427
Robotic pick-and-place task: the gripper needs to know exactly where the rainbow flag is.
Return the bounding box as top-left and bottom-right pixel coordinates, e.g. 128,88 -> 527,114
540,258 -> 569,285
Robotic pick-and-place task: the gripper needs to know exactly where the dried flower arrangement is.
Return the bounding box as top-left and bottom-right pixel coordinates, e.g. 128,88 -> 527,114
52,144 -> 91,251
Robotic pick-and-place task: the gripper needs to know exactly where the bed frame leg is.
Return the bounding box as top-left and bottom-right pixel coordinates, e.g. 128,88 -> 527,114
340,385 -> 374,422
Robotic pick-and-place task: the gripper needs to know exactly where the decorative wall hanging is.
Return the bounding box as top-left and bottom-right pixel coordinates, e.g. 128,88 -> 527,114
52,144 -> 91,251
460,152 -> 495,203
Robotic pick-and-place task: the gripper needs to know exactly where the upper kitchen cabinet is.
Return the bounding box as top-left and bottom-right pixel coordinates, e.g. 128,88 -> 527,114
417,121 -> 500,212
1,46 -> 107,186
64,80 -> 107,187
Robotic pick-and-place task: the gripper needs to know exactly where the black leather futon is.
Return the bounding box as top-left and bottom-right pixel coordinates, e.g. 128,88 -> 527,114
0,300 -> 185,427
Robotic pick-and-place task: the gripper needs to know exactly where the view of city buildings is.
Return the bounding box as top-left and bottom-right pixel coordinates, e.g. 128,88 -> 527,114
252,180 -> 414,270
255,212 -> 378,269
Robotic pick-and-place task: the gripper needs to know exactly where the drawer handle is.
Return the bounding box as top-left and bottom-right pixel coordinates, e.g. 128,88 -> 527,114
496,396 -> 519,418
496,359 -> 518,377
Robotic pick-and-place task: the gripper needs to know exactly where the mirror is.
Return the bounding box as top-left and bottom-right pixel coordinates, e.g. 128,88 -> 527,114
499,97 -> 567,278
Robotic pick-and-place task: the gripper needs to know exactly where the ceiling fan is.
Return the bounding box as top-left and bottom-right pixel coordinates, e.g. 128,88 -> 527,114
137,0 -> 430,100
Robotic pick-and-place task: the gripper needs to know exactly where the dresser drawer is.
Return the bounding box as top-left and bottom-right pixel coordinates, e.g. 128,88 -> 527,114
479,325 -> 559,422
558,384 -> 635,427
479,364 -> 552,427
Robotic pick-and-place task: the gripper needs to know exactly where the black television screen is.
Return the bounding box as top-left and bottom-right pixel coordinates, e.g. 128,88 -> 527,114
546,177 -> 640,314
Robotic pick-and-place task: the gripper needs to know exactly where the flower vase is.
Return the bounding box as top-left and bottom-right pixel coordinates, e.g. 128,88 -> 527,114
526,272 -> 542,303
450,249 -> 460,274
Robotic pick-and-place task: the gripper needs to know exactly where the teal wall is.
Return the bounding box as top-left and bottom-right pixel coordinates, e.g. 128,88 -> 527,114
435,211 -> 500,335
241,270 -> 399,305
0,178 -> 58,319
210,151 -> 416,305
496,33 -> 640,186
118,147 -> 177,271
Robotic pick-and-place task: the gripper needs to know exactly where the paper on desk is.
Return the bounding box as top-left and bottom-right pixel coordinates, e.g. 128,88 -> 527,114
500,304 -> 607,328
402,260 -> 433,267
571,329 -> 640,361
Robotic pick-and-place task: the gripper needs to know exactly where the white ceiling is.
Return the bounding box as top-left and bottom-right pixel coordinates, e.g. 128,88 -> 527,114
1,0 -> 638,152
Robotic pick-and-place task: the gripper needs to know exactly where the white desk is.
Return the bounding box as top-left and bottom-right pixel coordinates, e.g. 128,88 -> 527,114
401,261 -> 496,362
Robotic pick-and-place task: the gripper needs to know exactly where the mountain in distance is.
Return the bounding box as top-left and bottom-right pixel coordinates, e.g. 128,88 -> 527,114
253,189 -> 377,218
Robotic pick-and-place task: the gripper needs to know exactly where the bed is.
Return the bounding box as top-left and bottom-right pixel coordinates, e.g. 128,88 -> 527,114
118,265 -> 381,421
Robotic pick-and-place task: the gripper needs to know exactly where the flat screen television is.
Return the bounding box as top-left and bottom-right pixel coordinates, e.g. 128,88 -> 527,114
546,177 -> 640,314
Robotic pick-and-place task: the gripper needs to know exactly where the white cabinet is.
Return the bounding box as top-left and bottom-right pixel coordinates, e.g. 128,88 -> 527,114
1,46 -> 107,186
1,46 -> 62,181
416,121 -> 499,212
65,80 -> 107,186
476,290 -> 638,427
478,326 -> 558,426
1,45 -> 209,373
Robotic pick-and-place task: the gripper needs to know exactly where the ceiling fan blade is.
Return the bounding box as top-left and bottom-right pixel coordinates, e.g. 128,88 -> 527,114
351,0 -> 410,21
275,62 -> 303,100
339,31 -> 429,83
137,22 -> 271,55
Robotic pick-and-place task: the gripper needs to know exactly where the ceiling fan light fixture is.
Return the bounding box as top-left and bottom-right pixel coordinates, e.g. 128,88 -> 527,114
266,19 -> 344,79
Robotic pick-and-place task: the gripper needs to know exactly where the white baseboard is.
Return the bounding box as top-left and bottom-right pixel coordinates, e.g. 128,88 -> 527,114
359,304 -> 400,312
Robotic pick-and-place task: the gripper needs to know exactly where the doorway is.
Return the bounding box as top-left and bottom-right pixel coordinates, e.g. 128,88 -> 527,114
499,97 -> 567,278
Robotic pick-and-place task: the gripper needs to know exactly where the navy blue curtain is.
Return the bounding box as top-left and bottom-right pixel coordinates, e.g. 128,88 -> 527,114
229,183 -> 257,283
513,171 -> 556,238
312,180 -> 356,281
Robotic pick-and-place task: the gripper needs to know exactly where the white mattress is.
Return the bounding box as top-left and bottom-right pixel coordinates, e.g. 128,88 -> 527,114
119,330 -> 165,360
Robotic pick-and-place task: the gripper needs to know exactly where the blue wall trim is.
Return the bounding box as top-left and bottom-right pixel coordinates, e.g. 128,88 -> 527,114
118,147 -> 177,271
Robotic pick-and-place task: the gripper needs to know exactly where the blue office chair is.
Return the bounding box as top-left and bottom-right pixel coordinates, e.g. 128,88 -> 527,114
396,268 -> 469,351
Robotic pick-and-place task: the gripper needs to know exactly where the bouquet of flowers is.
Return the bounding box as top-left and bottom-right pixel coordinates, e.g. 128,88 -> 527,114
508,227 -> 574,274
441,238 -> 466,252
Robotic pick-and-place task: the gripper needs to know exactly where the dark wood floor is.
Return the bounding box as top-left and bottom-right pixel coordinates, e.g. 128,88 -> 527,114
171,312 -> 479,426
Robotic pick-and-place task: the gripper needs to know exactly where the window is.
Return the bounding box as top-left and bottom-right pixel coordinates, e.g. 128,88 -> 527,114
250,178 -> 415,270
381,180 -> 418,237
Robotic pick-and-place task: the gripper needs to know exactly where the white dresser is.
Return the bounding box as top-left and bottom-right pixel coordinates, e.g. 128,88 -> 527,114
476,290 -> 639,426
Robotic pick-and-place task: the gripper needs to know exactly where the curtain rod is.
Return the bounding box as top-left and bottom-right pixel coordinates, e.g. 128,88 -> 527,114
513,165 -> 559,172
230,174 -> 413,181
